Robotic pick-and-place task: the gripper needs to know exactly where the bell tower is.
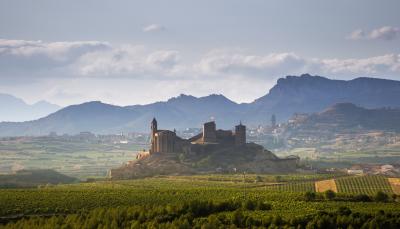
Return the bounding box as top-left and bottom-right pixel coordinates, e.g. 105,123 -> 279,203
150,118 -> 158,153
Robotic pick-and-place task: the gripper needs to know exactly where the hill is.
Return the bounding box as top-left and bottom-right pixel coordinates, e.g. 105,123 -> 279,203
1,74 -> 400,136
110,143 -> 297,179
0,93 -> 60,122
286,103 -> 400,134
0,94 -> 243,136
0,169 -> 77,188
250,74 -> 400,122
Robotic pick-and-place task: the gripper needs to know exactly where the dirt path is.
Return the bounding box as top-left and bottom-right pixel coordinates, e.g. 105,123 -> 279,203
315,179 -> 338,193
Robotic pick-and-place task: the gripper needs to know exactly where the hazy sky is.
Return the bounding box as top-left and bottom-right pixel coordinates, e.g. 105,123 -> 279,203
1,0 -> 400,106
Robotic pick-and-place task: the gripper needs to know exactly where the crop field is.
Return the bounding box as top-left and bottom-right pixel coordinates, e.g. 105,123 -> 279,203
1,175 -> 399,216
0,175 -> 400,228
389,178 -> 400,194
0,137 -> 145,179
315,179 -> 337,192
263,181 -> 316,192
335,175 -> 394,195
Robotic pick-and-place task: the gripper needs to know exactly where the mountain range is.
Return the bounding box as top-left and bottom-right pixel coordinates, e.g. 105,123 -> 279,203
1,74 -> 400,136
0,93 -> 60,122
287,103 -> 400,133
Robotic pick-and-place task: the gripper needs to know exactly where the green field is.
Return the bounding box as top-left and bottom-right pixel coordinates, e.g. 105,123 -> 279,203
1,175 -> 400,228
0,137 -> 145,179
0,174 -> 400,228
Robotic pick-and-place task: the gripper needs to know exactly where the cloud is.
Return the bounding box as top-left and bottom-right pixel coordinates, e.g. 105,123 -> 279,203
318,54 -> 400,75
196,50 -> 400,78
0,39 -> 110,75
1,39 -> 400,84
347,29 -> 365,40
196,51 -> 307,77
369,26 -> 400,40
347,26 -> 400,41
76,45 -> 182,77
142,24 -> 165,32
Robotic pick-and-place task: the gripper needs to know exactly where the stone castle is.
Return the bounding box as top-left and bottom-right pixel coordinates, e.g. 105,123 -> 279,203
110,118 -> 298,179
148,118 -> 246,155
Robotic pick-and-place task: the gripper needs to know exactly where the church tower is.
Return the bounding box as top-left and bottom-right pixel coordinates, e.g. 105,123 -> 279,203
150,118 -> 157,153
235,121 -> 246,146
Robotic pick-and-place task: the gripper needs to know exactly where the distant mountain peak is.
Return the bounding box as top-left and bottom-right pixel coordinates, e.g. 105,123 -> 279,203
167,93 -> 236,104
0,93 -> 61,122
282,73 -> 328,81
168,94 -> 197,102
201,93 -> 231,100
321,102 -> 363,115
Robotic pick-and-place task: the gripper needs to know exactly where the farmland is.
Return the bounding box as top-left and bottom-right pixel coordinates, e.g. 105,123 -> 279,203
0,136 -> 145,179
336,175 -> 394,195
0,175 -> 400,227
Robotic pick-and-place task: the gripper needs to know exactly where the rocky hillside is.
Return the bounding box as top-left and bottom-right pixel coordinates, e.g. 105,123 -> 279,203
250,74 -> 400,123
110,143 -> 297,179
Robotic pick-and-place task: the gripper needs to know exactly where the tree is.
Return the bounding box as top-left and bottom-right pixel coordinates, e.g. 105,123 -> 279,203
337,206 -> 352,216
374,191 -> 389,202
243,199 -> 256,210
304,191 -> 316,201
232,210 -> 244,227
353,194 -> 371,202
324,190 -> 336,200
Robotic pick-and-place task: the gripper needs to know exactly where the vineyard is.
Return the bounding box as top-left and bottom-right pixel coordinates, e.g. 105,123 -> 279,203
263,181 -> 315,192
335,175 -> 394,195
0,174 -> 399,218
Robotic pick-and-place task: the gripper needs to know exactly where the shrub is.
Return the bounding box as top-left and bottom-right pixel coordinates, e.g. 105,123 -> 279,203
337,206 -> 352,216
374,191 -> 389,202
353,194 -> 371,202
243,200 -> 256,210
304,191 -> 316,201
256,201 -> 272,211
231,210 -> 244,227
324,190 -> 336,200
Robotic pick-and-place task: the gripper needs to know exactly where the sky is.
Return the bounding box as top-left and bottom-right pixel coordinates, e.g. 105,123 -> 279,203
0,0 -> 400,106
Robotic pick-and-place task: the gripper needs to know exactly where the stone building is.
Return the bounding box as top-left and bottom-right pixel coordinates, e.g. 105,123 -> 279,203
148,118 -> 247,155
202,121 -> 217,143
150,118 -> 178,153
235,122 -> 246,146
111,118 -> 299,179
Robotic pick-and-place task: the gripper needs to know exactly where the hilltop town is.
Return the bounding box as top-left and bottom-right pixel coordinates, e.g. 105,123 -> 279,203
110,119 -> 298,179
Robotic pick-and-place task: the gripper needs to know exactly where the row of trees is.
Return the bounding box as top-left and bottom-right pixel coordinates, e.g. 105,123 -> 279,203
1,199 -> 270,228
304,190 -> 395,202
